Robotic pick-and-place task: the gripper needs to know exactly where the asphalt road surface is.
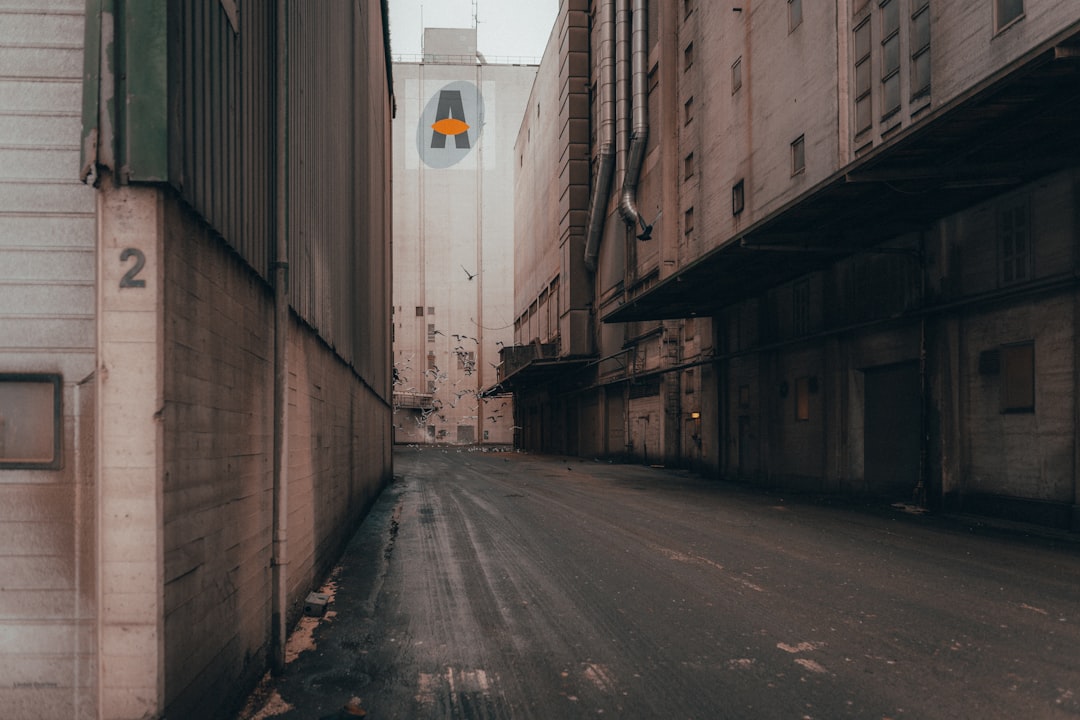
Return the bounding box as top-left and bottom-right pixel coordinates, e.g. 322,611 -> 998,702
239,446 -> 1080,720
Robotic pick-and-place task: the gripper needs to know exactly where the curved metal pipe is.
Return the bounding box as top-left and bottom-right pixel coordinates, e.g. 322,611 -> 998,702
583,0 -> 616,273
618,0 -> 651,240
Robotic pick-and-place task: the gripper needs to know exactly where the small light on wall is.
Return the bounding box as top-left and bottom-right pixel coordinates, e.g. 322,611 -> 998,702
690,411 -> 701,420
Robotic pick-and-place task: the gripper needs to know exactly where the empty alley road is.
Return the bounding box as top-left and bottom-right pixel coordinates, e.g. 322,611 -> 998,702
241,447 -> 1080,720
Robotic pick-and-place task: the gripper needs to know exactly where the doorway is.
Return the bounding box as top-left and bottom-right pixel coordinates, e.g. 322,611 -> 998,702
864,362 -> 921,498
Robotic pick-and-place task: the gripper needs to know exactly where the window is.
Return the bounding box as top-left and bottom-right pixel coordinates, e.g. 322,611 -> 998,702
684,96 -> 694,125
791,135 -> 806,175
795,377 -> 811,421
854,19 -> 872,133
995,0 -> 1024,32
427,352 -> 436,371
684,152 -> 695,180
788,0 -> 803,31
427,324 -> 436,342
880,0 -> 901,117
684,207 -> 695,235
415,306 -> 424,317
684,42 -> 694,71
911,2 -> 931,97
732,180 -> 745,215
1000,342 -> 1034,412
0,374 -> 62,469
427,306 -> 435,315
999,199 -> 1030,285
732,57 -> 742,93
793,279 -> 809,335
458,350 -> 475,371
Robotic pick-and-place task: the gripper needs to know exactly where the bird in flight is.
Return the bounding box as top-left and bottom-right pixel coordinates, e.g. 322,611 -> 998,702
461,265 -> 477,280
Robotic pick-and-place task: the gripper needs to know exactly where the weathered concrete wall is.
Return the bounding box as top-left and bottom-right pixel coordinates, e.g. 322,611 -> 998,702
392,45 -> 535,445
933,1 -> 1080,108
161,197 -> 273,718
963,297 -> 1074,501
715,168 -> 1078,523
515,25 -> 563,340
160,194 -> 392,719
285,320 -> 392,611
690,0 -> 841,264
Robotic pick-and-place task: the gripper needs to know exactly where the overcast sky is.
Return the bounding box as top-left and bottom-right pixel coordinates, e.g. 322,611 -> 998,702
388,0 -> 558,61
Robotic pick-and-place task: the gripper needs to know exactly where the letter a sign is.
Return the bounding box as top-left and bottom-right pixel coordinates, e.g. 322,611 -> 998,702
430,91 -> 471,149
417,81 -> 484,169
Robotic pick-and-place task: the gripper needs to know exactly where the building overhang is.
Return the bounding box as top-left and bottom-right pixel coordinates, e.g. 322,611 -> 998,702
490,344 -> 594,394
604,30 -> 1080,324
393,392 -> 436,410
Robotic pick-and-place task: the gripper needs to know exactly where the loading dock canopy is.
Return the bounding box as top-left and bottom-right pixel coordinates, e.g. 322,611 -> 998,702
491,357 -> 593,394
604,34 -> 1080,324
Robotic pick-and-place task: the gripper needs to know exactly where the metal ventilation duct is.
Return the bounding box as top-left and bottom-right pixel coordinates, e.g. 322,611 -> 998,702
583,0 -> 616,273
618,0 -> 651,240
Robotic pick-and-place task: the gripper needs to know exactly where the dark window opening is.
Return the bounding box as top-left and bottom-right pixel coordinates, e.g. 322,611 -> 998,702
793,279 -> 809,335
999,199 -> 1030,285
995,0 -> 1024,31
880,0 -> 900,117
854,19 -> 872,133
788,0 -> 803,31
795,376 -> 811,421
911,3 -> 931,97
1001,342 -> 1034,413
791,135 -> 806,175
0,374 -> 62,470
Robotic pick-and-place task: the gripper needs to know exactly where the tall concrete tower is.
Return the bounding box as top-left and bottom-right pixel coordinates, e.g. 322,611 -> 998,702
392,29 -> 537,445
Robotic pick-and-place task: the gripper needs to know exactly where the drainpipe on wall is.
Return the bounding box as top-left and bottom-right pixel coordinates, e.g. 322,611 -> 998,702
271,0 -> 290,676
584,0 -> 616,273
618,0 -> 652,241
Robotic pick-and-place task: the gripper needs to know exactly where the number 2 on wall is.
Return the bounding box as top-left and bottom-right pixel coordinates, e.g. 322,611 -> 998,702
119,248 -> 147,288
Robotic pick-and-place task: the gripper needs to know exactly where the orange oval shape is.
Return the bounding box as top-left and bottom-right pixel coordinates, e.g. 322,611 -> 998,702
431,117 -> 470,136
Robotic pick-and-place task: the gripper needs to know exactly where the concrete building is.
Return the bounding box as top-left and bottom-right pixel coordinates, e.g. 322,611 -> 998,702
391,29 -> 536,446
504,0 -> 1080,530
0,3 -> 393,718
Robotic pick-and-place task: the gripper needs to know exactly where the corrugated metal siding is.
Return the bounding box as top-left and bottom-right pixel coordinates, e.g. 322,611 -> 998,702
169,0 -> 274,281
168,1 -> 392,391
287,1 -> 352,348
285,0 -> 392,387
0,1 -> 98,716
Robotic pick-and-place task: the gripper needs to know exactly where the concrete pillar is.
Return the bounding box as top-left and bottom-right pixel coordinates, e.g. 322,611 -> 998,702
95,175 -> 165,718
